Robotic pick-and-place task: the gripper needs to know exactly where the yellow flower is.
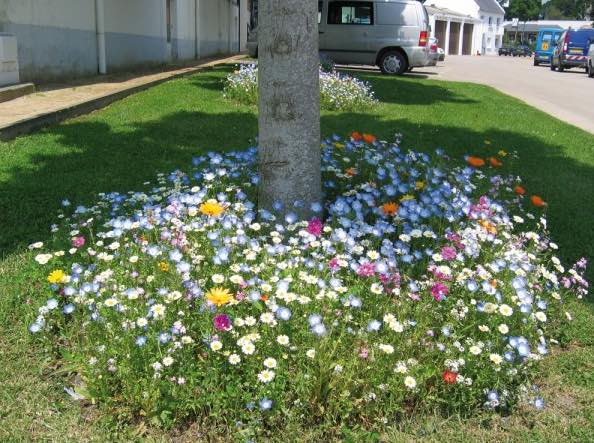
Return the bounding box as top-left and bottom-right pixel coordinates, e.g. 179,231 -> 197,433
158,262 -> 170,272
199,200 -> 225,217
498,150 -> 508,157
206,287 -> 233,307
400,194 -> 415,202
484,140 -> 491,145
333,142 -> 345,149
415,181 -> 425,191
47,269 -> 66,284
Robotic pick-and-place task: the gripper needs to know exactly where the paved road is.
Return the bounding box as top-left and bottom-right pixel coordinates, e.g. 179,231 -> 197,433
420,55 -> 594,134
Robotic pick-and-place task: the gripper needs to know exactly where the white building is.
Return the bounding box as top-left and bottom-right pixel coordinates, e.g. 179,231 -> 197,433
424,0 -> 505,55
0,0 -> 250,83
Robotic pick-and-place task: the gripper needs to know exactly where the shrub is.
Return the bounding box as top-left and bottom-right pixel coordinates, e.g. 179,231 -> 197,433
223,64 -> 377,111
29,133 -> 587,434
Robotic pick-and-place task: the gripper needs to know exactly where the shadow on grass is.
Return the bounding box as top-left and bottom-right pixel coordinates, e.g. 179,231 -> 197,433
0,73 -> 592,283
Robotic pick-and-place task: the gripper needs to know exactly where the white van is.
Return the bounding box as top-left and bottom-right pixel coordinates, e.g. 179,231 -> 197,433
247,0 -> 431,75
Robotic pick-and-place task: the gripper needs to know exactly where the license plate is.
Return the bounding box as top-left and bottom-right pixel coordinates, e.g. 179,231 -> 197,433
542,42 -> 549,50
569,48 -> 582,54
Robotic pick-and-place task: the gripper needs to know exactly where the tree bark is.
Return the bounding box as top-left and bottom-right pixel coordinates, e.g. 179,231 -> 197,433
257,0 -> 322,219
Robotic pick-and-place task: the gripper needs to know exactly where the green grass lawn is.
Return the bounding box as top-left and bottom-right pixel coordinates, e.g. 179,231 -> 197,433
0,65 -> 593,441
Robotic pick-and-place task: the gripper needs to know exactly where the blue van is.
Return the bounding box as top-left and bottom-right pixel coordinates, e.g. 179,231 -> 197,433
551,28 -> 594,71
534,28 -> 562,65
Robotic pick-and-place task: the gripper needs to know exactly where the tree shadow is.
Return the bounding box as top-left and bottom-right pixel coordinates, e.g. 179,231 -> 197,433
321,112 -> 594,283
0,72 -> 591,283
0,111 -> 257,256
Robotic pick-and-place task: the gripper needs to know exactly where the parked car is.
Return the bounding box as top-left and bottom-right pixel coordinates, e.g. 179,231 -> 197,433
587,41 -> 594,78
511,45 -> 533,57
498,46 -> 513,56
427,38 -> 440,66
534,28 -> 562,66
437,46 -> 445,61
551,28 -> 594,72
246,0 -> 431,75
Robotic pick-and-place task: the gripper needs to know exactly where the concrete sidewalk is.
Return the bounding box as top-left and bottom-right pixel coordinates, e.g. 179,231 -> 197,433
420,55 -> 594,135
0,54 -> 245,141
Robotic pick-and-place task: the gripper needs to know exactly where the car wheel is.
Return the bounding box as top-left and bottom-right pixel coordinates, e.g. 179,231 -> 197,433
379,50 -> 407,75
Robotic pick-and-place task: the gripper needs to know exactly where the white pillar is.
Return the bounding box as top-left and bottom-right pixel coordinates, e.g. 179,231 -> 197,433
458,20 -> 465,55
95,0 -> 106,74
444,19 -> 451,55
430,16 -> 436,39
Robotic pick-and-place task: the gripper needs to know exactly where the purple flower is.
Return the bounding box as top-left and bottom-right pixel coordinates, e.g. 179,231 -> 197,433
213,314 -> 232,331
441,246 -> 457,261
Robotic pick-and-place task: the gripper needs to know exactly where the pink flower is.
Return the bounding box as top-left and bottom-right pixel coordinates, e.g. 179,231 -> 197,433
357,262 -> 375,277
359,347 -> 369,359
307,217 -> 323,237
328,257 -> 340,271
71,236 -> 85,248
431,282 -> 449,301
441,246 -> 457,261
213,314 -> 232,331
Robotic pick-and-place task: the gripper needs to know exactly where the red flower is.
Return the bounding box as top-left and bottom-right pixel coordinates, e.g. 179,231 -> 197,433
442,370 -> 458,384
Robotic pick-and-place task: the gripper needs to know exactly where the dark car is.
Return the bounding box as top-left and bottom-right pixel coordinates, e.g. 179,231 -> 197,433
551,28 -> 594,72
511,45 -> 533,57
498,46 -> 513,56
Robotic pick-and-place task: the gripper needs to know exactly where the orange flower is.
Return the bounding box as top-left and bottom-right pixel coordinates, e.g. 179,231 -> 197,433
382,202 -> 399,216
531,195 -> 546,208
260,294 -> 269,302
514,185 -> 526,195
466,156 -> 485,167
351,131 -> 362,141
489,157 -> 503,168
345,167 -> 357,176
363,133 -> 377,144
479,220 -> 497,234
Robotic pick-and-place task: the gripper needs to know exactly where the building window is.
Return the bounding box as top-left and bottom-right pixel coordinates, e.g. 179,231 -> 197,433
328,1 -> 373,25
496,17 -> 500,26
488,16 -> 492,25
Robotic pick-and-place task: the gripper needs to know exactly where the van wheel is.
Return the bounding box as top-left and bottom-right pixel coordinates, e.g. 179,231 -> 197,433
558,64 -> 565,72
379,51 -> 407,75
534,59 -> 539,66
550,63 -> 556,71
589,62 -> 594,78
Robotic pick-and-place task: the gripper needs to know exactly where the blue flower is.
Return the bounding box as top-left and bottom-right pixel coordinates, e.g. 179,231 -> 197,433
259,397 -> 273,410
136,336 -> 147,347
276,307 -> 292,321
367,320 -> 381,332
63,304 -> 75,314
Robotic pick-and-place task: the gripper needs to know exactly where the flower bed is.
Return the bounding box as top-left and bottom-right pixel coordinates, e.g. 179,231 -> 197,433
29,133 -> 587,432
223,64 -> 377,111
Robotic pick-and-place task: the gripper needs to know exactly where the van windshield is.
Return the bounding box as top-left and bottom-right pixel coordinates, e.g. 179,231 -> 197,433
541,32 -> 552,41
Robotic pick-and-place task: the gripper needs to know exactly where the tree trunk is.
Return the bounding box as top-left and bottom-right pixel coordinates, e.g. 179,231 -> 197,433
257,0 -> 322,219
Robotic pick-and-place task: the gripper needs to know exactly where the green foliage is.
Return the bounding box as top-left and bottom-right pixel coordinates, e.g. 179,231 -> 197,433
0,66 -> 593,441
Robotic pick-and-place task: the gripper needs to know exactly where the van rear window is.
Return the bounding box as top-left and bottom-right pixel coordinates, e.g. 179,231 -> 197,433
376,3 -> 418,26
328,1 -> 373,25
569,30 -> 594,45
